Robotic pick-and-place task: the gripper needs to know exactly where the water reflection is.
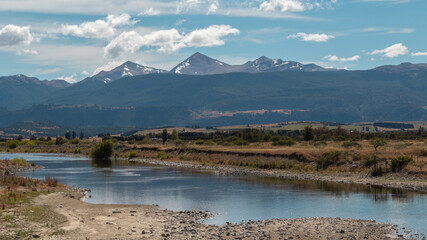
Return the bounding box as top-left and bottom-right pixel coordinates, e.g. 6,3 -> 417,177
90,158 -> 115,168
237,176 -> 416,203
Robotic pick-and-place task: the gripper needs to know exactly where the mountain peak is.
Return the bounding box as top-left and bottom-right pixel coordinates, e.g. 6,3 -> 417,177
255,56 -> 271,62
170,52 -> 232,75
83,61 -> 167,84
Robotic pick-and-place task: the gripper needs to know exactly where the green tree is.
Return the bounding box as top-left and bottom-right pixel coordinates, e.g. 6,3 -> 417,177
72,131 -> 76,139
65,131 -> 71,140
90,140 -> 114,159
79,132 -> 84,140
302,126 -> 314,141
162,129 -> 168,144
172,129 -> 179,141
369,138 -> 387,152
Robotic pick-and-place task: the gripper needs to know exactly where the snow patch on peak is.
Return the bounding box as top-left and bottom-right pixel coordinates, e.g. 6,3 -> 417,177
174,61 -> 191,74
215,60 -> 223,66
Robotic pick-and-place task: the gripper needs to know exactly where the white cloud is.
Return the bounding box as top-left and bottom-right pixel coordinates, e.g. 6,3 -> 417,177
81,70 -> 90,75
287,32 -> 334,42
0,25 -> 33,46
260,0 -> 307,12
370,43 -> 408,58
207,0 -> 219,14
57,74 -> 78,83
92,60 -> 126,75
356,0 -> 411,4
411,52 -> 427,57
61,14 -> 137,39
361,27 -> 415,34
17,49 -> 38,55
183,25 -> 240,47
323,55 -> 360,62
138,8 -> 161,16
259,0 -> 338,12
0,0 -> 177,15
176,0 -> 220,15
104,25 -> 239,58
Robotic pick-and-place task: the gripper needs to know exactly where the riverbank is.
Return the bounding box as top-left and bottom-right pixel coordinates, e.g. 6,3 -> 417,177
131,157 -> 427,193
32,192 -> 402,239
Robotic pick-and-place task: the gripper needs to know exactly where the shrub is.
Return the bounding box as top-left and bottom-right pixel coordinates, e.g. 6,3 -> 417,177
419,149 -> 427,157
174,139 -> 183,145
70,138 -> 80,144
89,140 -> 114,159
316,151 -> 341,170
195,139 -> 204,145
361,155 -> 377,167
157,151 -> 167,160
204,140 -> 215,145
391,156 -> 413,172
6,140 -> 18,149
342,141 -> 362,149
74,148 -> 81,154
232,139 -> 249,146
273,139 -> 296,146
128,151 -> 138,159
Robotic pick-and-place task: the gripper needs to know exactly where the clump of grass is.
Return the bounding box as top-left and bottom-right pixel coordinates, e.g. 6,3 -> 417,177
44,176 -> 58,187
316,151 -> 341,170
11,158 -> 31,167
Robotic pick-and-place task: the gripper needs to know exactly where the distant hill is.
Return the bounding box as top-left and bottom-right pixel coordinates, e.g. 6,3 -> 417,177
0,105 -> 192,128
0,75 -> 67,110
37,67 -> 427,123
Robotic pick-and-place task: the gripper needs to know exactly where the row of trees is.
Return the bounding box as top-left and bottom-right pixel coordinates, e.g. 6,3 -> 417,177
117,126 -> 426,144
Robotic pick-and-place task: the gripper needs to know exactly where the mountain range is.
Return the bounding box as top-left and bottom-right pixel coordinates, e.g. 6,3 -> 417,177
0,52 -> 426,130
82,52 -> 327,84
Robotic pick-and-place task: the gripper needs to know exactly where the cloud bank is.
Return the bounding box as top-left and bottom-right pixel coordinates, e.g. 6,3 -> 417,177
105,24 -> 240,57
0,25 -> 33,46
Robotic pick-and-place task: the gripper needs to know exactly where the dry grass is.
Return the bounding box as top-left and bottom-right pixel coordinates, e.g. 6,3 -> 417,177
129,139 -> 427,175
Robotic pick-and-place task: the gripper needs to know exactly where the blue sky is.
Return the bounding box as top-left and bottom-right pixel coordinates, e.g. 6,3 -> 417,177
0,0 -> 426,82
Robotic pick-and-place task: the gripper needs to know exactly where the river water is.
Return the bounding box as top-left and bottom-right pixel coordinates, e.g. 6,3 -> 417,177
2,153 -> 426,234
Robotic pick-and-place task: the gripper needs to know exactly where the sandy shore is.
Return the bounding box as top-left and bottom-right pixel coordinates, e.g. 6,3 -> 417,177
27,191 -> 403,240
132,158 -> 427,193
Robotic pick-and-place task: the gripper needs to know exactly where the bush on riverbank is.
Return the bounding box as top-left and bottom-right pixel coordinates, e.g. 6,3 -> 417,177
89,140 -> 114,159
391,156 -> 413,172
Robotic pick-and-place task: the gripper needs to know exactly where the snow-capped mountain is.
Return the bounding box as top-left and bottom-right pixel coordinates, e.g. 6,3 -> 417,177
84,61 -> 167,84
170,52 -> 235,75
170,53 -> 326,75
239,56 -> 325,73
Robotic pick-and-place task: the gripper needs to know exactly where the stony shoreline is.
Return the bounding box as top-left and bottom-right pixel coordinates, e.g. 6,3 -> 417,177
33,192 -> 406,240
131,158 -> 427,193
